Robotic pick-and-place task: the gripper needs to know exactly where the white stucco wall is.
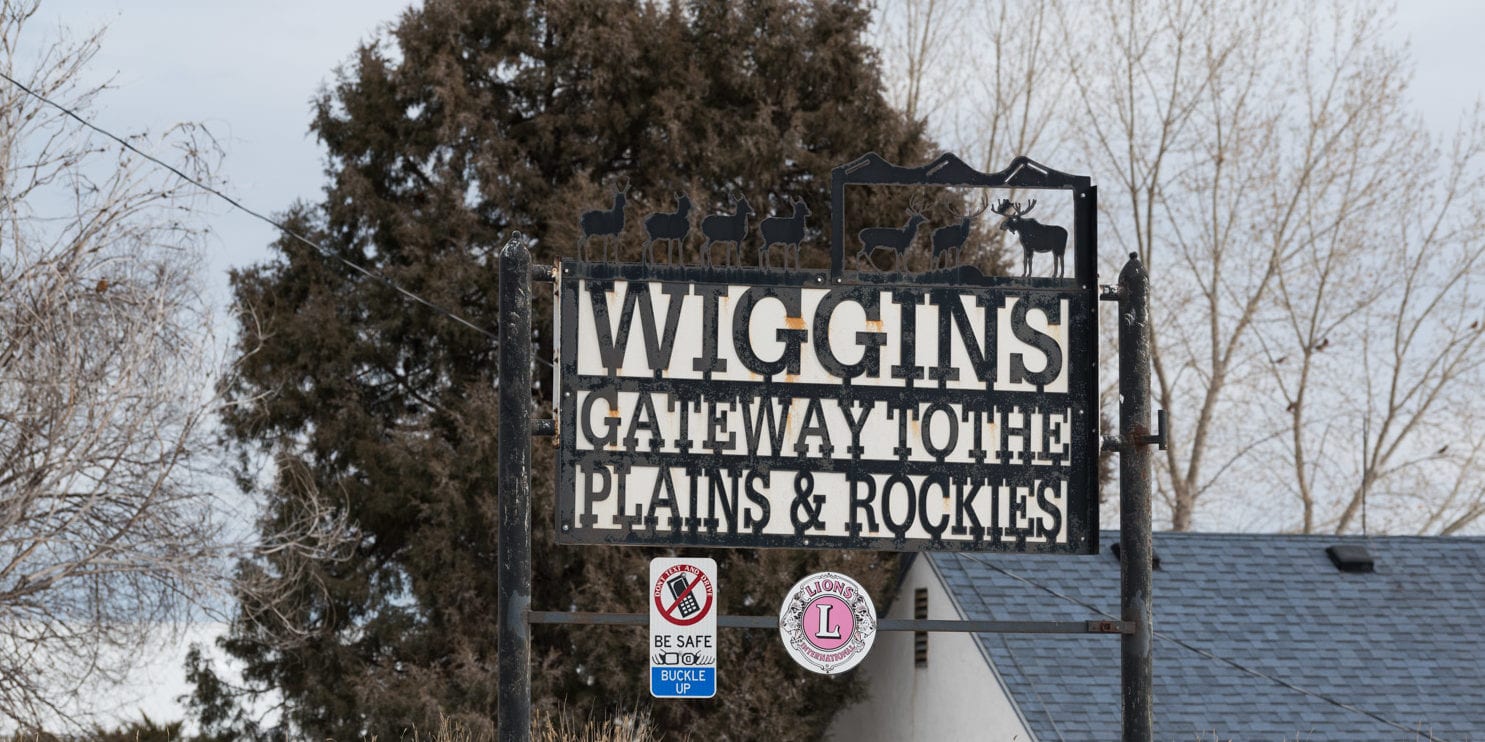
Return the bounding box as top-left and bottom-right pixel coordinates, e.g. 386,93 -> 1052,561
828,557 -> 1033,742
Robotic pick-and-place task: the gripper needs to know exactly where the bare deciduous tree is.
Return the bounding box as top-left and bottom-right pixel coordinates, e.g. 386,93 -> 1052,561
1261,110 -> 1485,534
873,0 -> 964,125
1063,0 -> 1485,534
0,1 -> 230,729
876,0 -> 1070,272
877,0 -> 1485,535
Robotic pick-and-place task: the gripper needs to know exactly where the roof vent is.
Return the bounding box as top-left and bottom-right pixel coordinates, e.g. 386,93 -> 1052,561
1110,542 -> 1161,570
1326,544 -> 1374,573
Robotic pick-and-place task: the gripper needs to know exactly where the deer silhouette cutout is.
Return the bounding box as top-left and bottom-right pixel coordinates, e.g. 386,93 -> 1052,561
643,192 -> 692,265
930,193 -> 989,269
857,198 -> 927,272
578,177 -> 630,262
994,198 -> 1067,278
759,198 -> 811,269
700,196 -> 753,267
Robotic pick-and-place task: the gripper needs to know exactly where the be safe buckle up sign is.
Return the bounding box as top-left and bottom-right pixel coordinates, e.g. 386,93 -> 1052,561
650,557 -> 717,698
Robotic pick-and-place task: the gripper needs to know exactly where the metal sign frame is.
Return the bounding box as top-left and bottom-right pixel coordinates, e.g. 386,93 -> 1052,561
828,153 -> 1097,283
553,153 -> 1101,554
555,262 -> 1098,553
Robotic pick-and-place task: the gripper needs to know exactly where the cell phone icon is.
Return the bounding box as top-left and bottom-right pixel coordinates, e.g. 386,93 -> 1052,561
667,575 -> 700,617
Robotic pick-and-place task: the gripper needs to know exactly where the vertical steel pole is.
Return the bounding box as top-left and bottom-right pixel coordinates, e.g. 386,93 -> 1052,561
498,238 -> 532,742
1076,184 -> 1100,553
829,168 -> 845,278
1118,252 -> 1154,742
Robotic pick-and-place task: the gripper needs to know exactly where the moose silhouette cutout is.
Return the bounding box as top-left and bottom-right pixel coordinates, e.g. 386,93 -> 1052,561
700,196 -> 753,267
643,192 -> 692,265
857,197 -> 927,272
994,198 -> 1067,278
930,194 -> 989,269
578,177 -> 629,262
759,198 -> 810,269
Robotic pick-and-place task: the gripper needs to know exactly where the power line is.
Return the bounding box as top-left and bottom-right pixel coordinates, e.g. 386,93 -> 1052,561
0,67 -> 530,357
955,552 -> 1442,740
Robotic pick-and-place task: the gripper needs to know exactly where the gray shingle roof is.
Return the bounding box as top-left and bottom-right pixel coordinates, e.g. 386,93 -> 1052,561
928,532 -> 1485,741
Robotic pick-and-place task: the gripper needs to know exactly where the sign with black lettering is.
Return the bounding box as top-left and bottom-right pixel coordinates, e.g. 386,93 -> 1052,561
554,153 -> 1098,554
554,266 -> 1097,553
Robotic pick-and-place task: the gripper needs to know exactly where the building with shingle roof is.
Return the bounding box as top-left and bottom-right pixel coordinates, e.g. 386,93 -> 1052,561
829,532 -> 1485,741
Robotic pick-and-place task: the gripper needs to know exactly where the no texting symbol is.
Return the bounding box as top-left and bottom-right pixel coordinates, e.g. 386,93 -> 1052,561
654,565 -> 714,627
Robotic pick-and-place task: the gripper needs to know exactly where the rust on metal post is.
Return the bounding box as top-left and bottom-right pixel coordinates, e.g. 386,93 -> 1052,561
497,235 -> 533,742
1118,252 -> 1154,742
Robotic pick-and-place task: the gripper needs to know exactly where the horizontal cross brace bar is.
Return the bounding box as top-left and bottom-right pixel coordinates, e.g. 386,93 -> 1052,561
526,610 -> 1129,634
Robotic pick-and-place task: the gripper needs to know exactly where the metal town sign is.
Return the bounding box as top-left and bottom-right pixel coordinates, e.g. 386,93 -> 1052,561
555,153 -> 1099,554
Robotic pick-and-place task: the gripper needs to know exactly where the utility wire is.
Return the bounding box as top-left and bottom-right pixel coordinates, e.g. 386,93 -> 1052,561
0,68 -> 537,360
954,552 -> 1442,741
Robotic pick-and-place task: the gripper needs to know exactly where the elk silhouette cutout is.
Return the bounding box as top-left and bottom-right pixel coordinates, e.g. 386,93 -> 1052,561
578,177 -> 630,262
994,198 -> 1067,277
931,193 -> 989,269
700,196 -> 753,267
643,192 -> 692,265
857,197 -> 927,272
758,198 -> 811,269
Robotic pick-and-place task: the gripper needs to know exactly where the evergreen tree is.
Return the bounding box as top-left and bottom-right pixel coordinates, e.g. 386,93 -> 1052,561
210,0 -> 937,738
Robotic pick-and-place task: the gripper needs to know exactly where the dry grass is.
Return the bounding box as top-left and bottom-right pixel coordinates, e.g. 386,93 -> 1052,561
6,705 -> 666,741
531,707 -> 662,742
397,706 -> 664,742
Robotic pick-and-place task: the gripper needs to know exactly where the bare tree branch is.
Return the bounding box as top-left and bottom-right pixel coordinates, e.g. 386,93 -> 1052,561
879,0 -> 1485,536
0,3 -> 250,730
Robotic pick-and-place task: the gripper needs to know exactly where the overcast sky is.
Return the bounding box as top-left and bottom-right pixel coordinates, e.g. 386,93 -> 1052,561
7,0 -> 1484,729
25,1 -> 1485,312
29,0 -> 416,307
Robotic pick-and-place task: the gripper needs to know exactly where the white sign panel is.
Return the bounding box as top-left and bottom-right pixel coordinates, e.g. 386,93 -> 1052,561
650,557 -> 717,698
556,268 -> 1098,553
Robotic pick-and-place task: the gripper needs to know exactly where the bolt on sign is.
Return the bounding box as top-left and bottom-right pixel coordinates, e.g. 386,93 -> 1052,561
556,153 -> 1099,554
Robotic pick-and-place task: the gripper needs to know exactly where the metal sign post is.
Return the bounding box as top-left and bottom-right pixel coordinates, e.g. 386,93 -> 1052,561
498,237 -> 533,742
1116,254 -> 1156,742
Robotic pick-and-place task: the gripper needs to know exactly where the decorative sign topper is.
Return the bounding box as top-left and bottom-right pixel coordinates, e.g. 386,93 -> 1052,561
778,571 -> 876,675
650,557 -> 717,698
556,153 -> 1099,554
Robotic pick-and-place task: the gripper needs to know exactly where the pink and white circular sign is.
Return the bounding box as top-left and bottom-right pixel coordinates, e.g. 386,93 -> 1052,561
778,571 -> 876,674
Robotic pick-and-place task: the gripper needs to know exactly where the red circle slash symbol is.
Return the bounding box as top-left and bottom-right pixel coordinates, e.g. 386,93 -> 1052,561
655,566 -> 713,627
